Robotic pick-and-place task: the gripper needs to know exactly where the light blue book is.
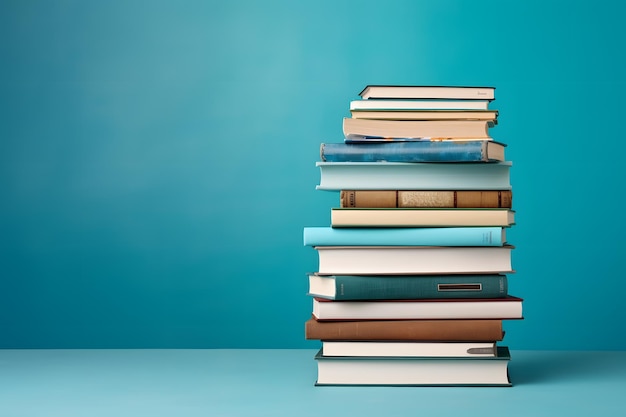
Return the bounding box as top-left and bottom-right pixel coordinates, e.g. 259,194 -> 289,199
316,161 -> 512,191
303,226 -> 506,247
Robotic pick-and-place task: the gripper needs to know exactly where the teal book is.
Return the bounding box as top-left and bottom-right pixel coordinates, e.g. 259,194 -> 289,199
316,161 -> 512,191
320,140 -> 505,163
314,346 -> 512,387
308,274 -> 508,300
303,226 -> 506,247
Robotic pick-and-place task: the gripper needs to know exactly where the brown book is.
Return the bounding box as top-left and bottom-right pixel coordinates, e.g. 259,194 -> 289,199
305,317 -> 504,341
340,190 -> 512,208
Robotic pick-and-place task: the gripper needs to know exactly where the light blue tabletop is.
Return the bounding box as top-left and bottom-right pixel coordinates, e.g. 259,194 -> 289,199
0,349 -> 624,416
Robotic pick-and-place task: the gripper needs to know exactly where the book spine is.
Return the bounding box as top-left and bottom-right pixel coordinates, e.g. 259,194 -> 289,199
320,141 -> 489,163
314,275 -> 507,300
340,191 -> 513,208
304,318 -> 505,341
303,227 -> 504,247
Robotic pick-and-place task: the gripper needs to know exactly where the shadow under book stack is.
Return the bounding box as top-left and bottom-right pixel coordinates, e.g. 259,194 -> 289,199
303,85 -> 523,387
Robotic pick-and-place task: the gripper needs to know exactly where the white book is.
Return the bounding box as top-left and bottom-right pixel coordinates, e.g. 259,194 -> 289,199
313,245 -> 514,275
321,341 -> 497,357
358,85 -> 495,100
349,99 -> 491,111
312,296 -> 523,320
314,347 -> 512,386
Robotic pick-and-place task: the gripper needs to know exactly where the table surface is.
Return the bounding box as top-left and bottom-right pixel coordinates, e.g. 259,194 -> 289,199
1,349 -> 625,416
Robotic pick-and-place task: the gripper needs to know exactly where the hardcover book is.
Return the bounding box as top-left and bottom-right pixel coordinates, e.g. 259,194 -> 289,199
307,273 -> 508,300
313,245 -> 514,275
339,190 -> 513,208
343,117 -> 493,141
303,226 -> 506,247
312,296 -> 524,320
304,317 -> 505,341
316,161 -> 512,191
358,85 -> 496,100
349,109 -> 499,122
330,208 -> 515,227
314,346 -> 511,386
320,140 -> 505,163
349,99 -> 491,111
321,341 -> 498,357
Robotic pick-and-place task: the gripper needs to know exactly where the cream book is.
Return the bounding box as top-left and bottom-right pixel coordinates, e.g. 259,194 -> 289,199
349,109 -> 498,122
358,85 -> 496,100
349,99 -> 491,111
330,208 -> 515,227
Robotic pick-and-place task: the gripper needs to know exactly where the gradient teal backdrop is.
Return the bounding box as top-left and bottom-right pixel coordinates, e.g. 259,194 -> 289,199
1,0 -> 624,349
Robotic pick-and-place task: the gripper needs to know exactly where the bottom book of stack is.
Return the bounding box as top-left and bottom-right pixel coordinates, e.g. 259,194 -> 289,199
314,344 -> 511,386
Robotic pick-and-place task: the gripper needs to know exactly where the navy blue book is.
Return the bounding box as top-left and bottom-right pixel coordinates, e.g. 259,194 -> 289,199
320,140 -> 505,163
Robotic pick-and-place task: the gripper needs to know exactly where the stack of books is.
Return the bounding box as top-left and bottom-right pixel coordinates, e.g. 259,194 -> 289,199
303,85 -> 523,387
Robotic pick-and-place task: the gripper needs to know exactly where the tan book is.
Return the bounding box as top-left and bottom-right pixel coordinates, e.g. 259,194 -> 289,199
340,190 -> 513,208
305,317 -> 505,341
330,208 -> 515,227
343,117 -> 493,140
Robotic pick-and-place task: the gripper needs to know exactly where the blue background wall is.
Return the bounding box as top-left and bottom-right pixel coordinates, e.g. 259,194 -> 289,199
1,0 -> 624,349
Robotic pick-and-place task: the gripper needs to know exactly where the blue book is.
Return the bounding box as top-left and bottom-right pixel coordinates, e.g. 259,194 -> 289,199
303,226 -> 506,247
316,161 -> 512,191
321,140 -> 505,163
307,273 -> 508,300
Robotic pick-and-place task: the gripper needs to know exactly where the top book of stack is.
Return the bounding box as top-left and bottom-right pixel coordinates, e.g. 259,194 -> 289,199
358,85 -> 495,101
